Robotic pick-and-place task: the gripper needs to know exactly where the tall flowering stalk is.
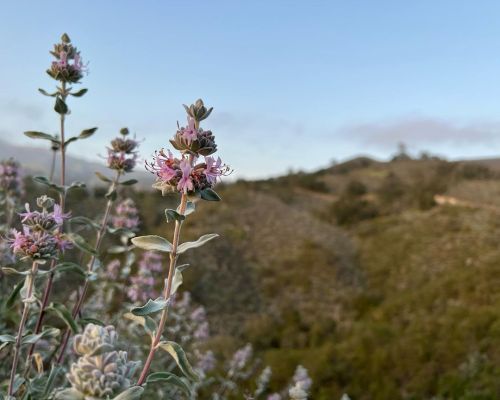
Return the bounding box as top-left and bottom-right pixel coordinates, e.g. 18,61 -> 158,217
24,33 -> 97,356
56,128 -> 139,364
128,99 -> 230,388
4,196 -> 71,396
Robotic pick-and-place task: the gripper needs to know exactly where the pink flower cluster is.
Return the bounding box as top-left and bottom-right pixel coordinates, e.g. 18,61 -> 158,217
127,251 -> 163,303
111,199 -> 140,231
107,132 -> 139,173
170,117 -> 217,156
9,197 -> 72,260
48,35 -> 87,83
147,151 -> 229,194
19,203 -> 70,231
147,101 -> 230,196
0,158 -> 23,198
51,51 -> 86,78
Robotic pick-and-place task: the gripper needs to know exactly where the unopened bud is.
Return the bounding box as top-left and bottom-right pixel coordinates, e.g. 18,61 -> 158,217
183,99 -> 213,122
61,33 -> 71,44
37,195 -> 55,210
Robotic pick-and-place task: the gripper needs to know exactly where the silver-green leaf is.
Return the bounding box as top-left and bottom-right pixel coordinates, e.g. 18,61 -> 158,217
177,234 -> 219,254
53,388 -> 85,400
165,209 -> 186,223
24,131 -> 57,142
124,312 -> 157,335
171,265 -> 189,296
131,298 -> 169,316
69,233 -> 97,256
157,341 -> 199,381
112,386 -> 144,400
47,303 -> 78,333
21,328 -> 60,345
146,372 -> 191,396
131,235 -> 172,252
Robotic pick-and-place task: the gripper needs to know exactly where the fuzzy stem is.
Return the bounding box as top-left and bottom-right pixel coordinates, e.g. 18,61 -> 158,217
8,261 -> 39,396
26,82 -> 69,361
136,192 -> 189,385
55,170 -> 122,364
59,82 -> 67,208
49,149 -> 57,182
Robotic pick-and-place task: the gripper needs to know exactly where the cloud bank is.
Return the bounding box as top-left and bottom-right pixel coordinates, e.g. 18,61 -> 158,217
341,116 -> 500,150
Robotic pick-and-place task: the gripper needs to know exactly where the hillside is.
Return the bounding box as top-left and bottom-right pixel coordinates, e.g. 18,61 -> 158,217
0,138 -> 153,188
176,156 -> 500,399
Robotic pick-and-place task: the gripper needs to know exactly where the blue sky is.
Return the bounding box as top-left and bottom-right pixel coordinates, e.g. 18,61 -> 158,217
2,1 -> 500,178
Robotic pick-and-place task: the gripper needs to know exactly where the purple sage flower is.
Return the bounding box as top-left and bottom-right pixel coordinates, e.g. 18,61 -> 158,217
112,198 -> 140,231
127,251 -> 163,303
177,159 -> 194,193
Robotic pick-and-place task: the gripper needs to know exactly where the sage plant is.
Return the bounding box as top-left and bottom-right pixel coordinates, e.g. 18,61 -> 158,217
4,196 -> 71,396
56,128 -> 140,364
23,33 -> 98,355
128,99 -> 230,390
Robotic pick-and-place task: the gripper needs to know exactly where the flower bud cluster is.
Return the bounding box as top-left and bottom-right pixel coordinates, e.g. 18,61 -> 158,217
47,33 -> 87,83
0,158 -> 23,198
170,117 -> 217,156
66,324 -> 139,399
112,198 -> 140,231
148,151 -> 229,195
107,128 -> 139,173
127,251 -> 163,303
8,196 -> 71,260
147,99 -> 230,195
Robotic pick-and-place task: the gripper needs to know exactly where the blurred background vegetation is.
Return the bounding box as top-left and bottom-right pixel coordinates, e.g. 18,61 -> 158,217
7,148 -> 500,399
